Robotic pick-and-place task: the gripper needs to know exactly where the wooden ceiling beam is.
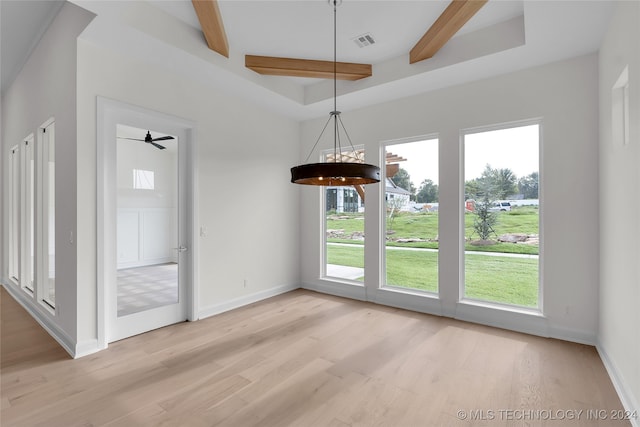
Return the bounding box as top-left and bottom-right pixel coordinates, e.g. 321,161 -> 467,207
410,0 -> 487,64
245,55 -> 372,81
192,0 -> 229,58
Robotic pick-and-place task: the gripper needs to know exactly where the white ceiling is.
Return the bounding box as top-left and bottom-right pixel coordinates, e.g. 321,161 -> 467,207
2,0 -> 616,120
152,0 -> 525,65
0,0 -> 64,97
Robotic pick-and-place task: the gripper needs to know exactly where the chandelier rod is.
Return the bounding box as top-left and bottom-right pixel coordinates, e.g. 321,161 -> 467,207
333,0 -> 341,163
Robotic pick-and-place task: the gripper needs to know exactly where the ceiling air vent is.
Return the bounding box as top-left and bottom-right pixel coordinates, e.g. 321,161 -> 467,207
352,33 -> 376,48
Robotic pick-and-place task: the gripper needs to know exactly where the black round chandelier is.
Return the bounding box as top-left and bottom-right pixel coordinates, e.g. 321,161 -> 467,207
291,0 -> 380,186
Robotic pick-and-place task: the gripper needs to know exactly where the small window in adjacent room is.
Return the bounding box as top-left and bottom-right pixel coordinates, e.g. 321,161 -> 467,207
612,66 -> 629,146
133,169 -> 155,190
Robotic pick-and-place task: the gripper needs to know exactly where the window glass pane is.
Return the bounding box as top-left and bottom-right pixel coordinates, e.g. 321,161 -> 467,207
25,138 -> 35,291
9,146 -> 20,283
44,123 -> 56,306
463,124 -> 539,308
383,138 -> 439,293
324,149 -> 365,282
116,125 -> 179,316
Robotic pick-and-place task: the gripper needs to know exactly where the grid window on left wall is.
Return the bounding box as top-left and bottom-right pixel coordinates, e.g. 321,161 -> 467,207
7,119 -> 56,311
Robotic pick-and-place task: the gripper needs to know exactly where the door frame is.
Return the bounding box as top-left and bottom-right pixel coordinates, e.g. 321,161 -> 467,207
97,97 -> 199,349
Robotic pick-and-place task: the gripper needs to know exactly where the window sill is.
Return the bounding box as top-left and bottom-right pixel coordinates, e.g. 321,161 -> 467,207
379,285 -> 439,300
321,276 -> 365,287
458,298 -> 544,318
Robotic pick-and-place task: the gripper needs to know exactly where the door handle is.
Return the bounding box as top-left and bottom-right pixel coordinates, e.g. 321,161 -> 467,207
173,246 -> 188,253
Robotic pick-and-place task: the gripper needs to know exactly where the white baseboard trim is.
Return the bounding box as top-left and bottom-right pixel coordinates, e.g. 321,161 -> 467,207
300,281 -> 598,345
75,339 -> 101,358
2,283 -> 76,358
370,287 -> 443,316
548,324 -> 597,346
198,283 -> 300,320
597,343 -> 640,427
301,280 -> 367,301
454,301 -> 549,338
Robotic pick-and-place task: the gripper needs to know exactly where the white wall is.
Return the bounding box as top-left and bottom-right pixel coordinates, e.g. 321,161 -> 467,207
301,53 -> 600,343
76,24 -> 301,347
1,3 -> 94,350
598,1 -> 640,420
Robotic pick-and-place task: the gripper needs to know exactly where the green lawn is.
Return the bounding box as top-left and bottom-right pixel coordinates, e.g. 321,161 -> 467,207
327,245 -> 538,308
326,206 -> 539,307
386,249 -> 438,292
465,254 -> 538,307
326,244 -> 364,272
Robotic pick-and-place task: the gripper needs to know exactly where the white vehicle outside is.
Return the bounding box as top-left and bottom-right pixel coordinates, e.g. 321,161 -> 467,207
489,201 -> 512,212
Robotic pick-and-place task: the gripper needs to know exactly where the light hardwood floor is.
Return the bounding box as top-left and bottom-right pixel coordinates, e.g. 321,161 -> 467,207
118,263 -> 178,316
1,287 -> 629,426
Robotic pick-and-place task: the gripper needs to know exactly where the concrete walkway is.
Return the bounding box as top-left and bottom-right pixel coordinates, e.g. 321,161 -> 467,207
326,264 -> 365,280
327,242 -> 539,259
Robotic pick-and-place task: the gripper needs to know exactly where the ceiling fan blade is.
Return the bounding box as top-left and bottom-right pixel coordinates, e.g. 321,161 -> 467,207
151,135 -> 175,142
118,137 -> 145,141
148,141 -> 167,150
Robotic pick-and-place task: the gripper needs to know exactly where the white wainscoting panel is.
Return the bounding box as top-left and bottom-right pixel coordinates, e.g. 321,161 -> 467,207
117,208 -> 177,269
117,210 -> 139,264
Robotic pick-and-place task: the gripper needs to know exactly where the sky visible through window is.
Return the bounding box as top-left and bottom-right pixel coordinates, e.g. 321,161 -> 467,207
388,125 -> 538,188
465,124 -> 539,180
387,138 -> 439,187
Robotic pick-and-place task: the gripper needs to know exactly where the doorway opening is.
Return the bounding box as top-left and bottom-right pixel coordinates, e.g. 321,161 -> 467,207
97,98 -> 197,348
116,124 -> 179,317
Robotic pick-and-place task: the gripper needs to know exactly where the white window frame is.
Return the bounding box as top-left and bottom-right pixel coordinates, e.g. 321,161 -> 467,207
460,119 -> 543,313
320,145 -> 366,285
22,134 -> 36,293
39,118 -> 56,310
612,66 -> 629,146
6,120 -> 56,313
8,144 -> 21,285
380,134 -> 440,296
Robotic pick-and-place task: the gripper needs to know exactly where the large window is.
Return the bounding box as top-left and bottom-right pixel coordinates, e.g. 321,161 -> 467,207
383,138 -> 439,293
463,123 -> 540,308
323,148 -> 366,282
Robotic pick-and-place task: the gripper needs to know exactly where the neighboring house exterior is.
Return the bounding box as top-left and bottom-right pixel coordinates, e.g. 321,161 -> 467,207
326,178 -> 412,213
384,178 -> 412,209
326,186 -> 362,213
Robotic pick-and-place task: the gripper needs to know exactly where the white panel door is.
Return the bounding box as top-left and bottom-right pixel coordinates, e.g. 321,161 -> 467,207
110,124 -> 187,342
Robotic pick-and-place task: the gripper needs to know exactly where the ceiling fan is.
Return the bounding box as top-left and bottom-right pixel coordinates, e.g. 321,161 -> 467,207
118,130 -> 174,150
